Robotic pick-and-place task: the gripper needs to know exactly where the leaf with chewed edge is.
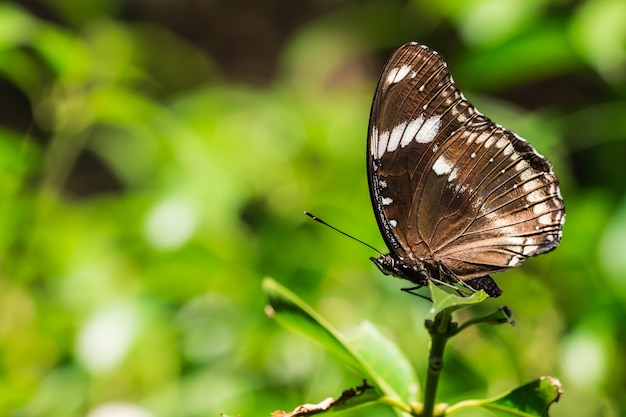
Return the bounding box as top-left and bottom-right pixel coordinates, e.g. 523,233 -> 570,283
270,380 -> 380,417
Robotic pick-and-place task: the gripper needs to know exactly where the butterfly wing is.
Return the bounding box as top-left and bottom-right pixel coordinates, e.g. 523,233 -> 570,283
367,42 -> 565,281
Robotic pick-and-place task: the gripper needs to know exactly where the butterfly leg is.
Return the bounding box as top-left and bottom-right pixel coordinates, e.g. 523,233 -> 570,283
432,261 -> 478,297
401,285 -> 432,301
426,261 -> 470,294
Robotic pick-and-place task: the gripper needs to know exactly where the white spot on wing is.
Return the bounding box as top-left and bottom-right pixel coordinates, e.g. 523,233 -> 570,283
508,255 -> 522,267
533,202 -> 549,214
519,170 -> 534,181
475,132 -> 491,144
523,245 -> 539,256
522,181 -> 536,193
495,137 -> 508,149
527,190 -> 545,203
387,122 -> 406,152
401,116 -> 425,147
389,219 -> 398,227
386,64 -> 411,85
432,155 -> 453,175
515,161 -> 529,171
538,213 -> 554,225
382,197 -> 393,205
370,126 -> 378,156
448,168 -> 458,182
415,115 -> 442,144
377,129 -> 390,159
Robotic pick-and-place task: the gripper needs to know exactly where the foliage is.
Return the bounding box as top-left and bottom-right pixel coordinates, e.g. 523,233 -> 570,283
264,278 -> 561,416
0,1 -> 625,417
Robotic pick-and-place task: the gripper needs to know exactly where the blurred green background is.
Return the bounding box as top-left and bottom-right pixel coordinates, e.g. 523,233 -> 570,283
1,0 -> 625,416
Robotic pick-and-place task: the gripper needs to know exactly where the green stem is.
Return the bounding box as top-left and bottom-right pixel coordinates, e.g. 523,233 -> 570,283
444,399 -> 484,415
378,396 -> 413,413
422,312 -> 451,417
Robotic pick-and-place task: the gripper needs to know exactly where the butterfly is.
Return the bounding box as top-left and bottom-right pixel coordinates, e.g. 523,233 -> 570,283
367,42 -> 565,297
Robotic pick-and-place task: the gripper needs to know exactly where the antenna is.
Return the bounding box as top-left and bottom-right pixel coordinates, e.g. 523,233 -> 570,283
304,211 -> 384,255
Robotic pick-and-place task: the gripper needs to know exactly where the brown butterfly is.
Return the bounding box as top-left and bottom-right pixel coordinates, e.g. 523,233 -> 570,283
367,43 -> 565,297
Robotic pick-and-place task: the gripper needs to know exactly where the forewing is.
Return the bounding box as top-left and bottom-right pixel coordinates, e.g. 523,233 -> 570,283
367,43 -> 486,259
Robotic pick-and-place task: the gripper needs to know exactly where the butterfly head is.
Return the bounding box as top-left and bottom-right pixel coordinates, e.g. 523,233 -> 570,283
370,254 -> 429,287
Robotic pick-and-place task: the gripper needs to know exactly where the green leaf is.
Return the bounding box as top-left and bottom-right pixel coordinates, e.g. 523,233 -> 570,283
346,321 -> 420,403
263,278 -> 363,372
428,281 -> 488,319
263,278 -> 419,408
447,376 -> 563,416
485,376 -> 562,416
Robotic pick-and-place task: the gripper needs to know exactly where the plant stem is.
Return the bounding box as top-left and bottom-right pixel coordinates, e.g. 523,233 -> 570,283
422,312 -> 451,417
378,396 -> 413,413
